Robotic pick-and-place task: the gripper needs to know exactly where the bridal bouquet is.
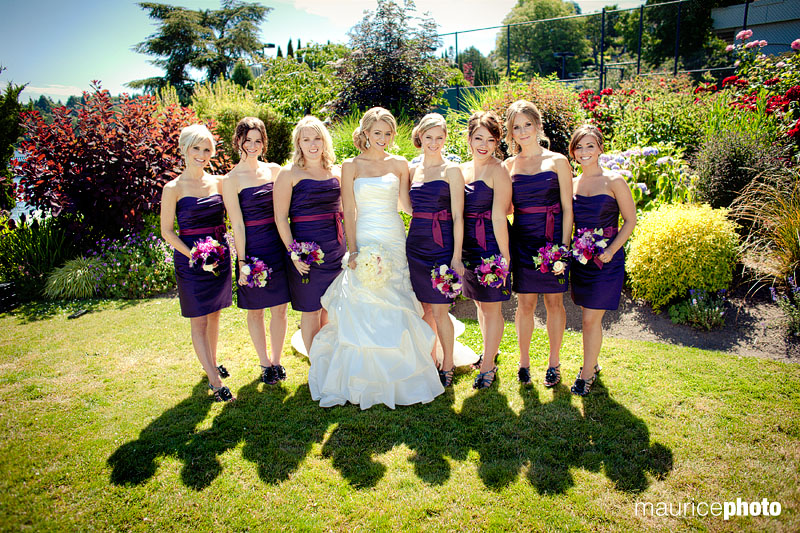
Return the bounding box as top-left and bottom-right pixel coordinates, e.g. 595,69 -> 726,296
241,256 -> 272,288
289,240 -> 325,283
572,228 -> 609,268
475,255 -> 510,290
189,236 -> 226,276
533,243 -> 569,283
431,264 -> 462,298
353,246 -> 392,290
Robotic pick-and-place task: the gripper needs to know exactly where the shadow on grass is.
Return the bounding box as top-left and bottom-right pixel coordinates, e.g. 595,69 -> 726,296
108,375 -> 673,494
8,298 -> 140,324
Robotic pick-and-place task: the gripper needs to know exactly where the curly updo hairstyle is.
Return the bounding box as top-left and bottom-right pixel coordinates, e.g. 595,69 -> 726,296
504,100 -> 550,153
411,113 -> 447,149
352,107 -> 397,152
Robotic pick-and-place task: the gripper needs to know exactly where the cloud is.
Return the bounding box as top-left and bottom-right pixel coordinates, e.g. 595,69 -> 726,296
292,0 -> 374,28
25,84 -> 84,97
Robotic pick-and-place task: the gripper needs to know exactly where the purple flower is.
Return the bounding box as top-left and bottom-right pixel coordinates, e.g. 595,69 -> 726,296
620,170 -> 632,178
656,156 -> 672,166
642,147 -> 658,156
770,287 -> 778,302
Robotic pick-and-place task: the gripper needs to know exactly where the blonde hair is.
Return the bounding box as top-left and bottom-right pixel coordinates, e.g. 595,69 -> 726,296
179,124 -> 216,156
291,116 -> 335,170
353,107 -> 397,152
233,116 -> 268,158
467,111 -> 503,158
412,113 -> 447,149
504,100 -> 549,153
569,124 -> 605,160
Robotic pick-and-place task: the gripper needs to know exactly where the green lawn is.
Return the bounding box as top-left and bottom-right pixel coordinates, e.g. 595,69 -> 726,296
1,297 -> 798,532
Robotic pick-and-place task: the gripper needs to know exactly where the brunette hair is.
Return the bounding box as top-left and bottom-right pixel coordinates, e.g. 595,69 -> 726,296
353,107 -> 397,152
411,113 -> 447,149
233,116 -> 268,159
568,124 -> 605,160
504,100 -> 549,153
291,115 -> 335,170
467,111 -> 503,157
178,124 -> 216,156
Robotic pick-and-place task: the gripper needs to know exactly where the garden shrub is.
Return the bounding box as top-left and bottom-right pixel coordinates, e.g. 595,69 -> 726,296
691,130 -> 785,210
192,79 -> 292,165
731,171 -> 800,281
44,256 -> 100,300
446,76 -> 580,157
12,83 -> 213,239
627,204 -> 739,310
593,143 -> 694,214
0,215 -> 79,301
771,277 -> 800,336
668,289 -> 728,330
86,232 -> 175,299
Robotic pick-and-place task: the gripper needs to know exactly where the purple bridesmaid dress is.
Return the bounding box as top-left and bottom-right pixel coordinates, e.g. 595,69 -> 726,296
236,183 -> 291,309
406,180 -> 455,304
510,171 -> 568,294
174,194 -> 233,318
462,181 -> 510,302
287,178 -> 345,312
570,194 -> 625,310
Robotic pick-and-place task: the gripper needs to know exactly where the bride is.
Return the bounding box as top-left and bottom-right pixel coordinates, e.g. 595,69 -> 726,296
307,107 -> 445,409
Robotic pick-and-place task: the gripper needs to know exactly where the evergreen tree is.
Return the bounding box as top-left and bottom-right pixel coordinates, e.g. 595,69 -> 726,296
287,38 -> 294,58
231,60 -> 255,88
0,68 -> 26,210
277,45 -> 283,58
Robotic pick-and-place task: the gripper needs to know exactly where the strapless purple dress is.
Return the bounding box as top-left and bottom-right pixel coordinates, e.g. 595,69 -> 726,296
174,194 -> 232,318
407,180 -> 455,304
236,183 -> 290,309
570,194 -> 625,310
288,178 -> 345,312
510,171 -> 568,294
462,181 -> 510,302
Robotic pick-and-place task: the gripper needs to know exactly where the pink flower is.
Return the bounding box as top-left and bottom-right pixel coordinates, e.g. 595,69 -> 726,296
745,41 -> 758,49
725,44 -> 734,52
792,39 -> 800,51
776,61 -> 787,68
734,60 -> 741,67
759,40 -> 768,47
736,29 -> 753,41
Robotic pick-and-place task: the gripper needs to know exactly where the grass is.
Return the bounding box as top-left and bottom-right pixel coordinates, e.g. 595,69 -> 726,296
1,296 -> 799,531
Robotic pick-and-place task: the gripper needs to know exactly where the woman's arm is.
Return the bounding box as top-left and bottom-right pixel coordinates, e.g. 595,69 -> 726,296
396,157 -> 413,214
221,172 -> 248,284
159,181 -> 192,258
273,166 -> 309,275
554,155 -> 574,246
491,163 -> 513,264
447,165 -> 466,277
340,160 -> 359,269
599,175 -> 637,262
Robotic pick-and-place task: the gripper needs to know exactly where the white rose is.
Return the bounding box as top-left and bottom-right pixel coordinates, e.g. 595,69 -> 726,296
241,264 -> 251,276
203,262 -> 216,272
439,264 -> 449,275
552,261 -> 565,275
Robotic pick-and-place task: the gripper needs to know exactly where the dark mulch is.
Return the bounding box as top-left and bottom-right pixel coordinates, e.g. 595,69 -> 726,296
451,286 -> 799,364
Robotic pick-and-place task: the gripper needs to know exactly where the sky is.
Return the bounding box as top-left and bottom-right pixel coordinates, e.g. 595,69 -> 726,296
0,0 -> 645,103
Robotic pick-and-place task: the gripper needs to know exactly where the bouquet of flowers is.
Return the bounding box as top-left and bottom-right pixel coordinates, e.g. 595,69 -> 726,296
353,246 -> 392,290
431,264 -> 462,298
241,256 -> 272,288
188,236 -> 226,276
289,240 -> 325,284
533,243 -> 569,283
572,228 -> 609,268
475,255 -> 510,290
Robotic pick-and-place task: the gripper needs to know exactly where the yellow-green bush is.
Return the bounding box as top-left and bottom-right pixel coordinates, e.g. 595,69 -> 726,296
627,204 -> 739,310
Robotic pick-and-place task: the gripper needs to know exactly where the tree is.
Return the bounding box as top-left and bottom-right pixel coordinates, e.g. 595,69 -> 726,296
287,38 -> 294,58
329,0 -> 453,119
230,60 -> 254,87
457,47 -> 499,87
277,45 -> 283,58
0,68 -> 26,211
299,42 -> 350,70
128,1 -> 270,103
494,0 -> 591,78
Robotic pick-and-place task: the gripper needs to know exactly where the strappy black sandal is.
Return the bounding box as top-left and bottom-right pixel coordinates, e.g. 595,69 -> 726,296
471,354 -> 483,370
216,365 -> 230,379
473,366 -> 498,390
571,365 -> 601,396
544,364 -> 561,388
260,365 -> 277,385
518,366 -> 532,386
438,367 -> 455,387
209,384 -> 235,402
274,365 -> 287,381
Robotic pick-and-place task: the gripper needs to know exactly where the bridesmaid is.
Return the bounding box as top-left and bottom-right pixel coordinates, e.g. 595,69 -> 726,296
503,100 -> 574,388
569,124 -> 635,395
274,116 -> 345,354
459,111 -> 512,390
222,117 -> 290,385
406,113 -> 466,387
160,124 -> 234,402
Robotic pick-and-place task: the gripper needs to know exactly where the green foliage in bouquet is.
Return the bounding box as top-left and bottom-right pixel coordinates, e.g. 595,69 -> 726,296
627,204 -> 739,310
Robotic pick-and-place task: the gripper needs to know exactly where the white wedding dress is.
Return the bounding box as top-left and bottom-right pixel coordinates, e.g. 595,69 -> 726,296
307,174 -> 446,409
